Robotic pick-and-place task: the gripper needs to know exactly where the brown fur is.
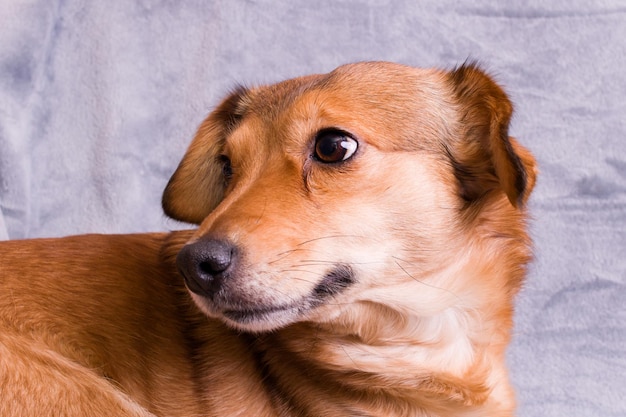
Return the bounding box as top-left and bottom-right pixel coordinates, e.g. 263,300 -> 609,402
0,61 -> 536,416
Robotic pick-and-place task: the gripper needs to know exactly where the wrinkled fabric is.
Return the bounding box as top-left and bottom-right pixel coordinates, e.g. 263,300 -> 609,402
0,1 -> 624,416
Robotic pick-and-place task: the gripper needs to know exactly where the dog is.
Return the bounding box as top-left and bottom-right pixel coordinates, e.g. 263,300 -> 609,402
0,61 -> 536,416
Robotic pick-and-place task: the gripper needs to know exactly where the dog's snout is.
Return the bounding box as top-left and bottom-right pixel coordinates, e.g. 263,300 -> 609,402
176,239 -> 236,296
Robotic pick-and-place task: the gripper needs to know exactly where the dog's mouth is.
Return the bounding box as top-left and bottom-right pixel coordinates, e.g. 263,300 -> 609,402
191,264 -> 356,331
222,302 -> 301,324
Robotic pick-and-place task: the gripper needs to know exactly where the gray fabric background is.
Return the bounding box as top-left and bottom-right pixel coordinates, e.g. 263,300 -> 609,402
1,1 -> 624,415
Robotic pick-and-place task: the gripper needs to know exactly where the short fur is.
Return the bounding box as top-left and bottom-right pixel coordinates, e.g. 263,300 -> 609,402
0,62 -> 537,416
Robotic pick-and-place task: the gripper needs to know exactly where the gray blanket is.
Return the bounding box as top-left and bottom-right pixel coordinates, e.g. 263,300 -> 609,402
1,1 -> 624,415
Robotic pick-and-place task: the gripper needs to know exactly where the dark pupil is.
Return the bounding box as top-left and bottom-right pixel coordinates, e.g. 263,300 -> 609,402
316,134 -> 346,162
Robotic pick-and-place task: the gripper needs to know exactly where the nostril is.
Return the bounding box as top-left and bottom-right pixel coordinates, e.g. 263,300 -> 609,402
176,238 -> 237,296
199,248 -> 232,275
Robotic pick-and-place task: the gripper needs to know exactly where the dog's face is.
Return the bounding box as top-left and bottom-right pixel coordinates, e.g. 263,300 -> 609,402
163,62 -> 536,333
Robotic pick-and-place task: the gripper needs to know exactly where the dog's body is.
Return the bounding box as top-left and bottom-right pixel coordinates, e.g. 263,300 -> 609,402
0,62 -> 536,416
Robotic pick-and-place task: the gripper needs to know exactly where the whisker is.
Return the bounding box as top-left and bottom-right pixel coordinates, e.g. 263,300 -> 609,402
269,248 -> 309,265
339,345 -> 363,371
278,269 -> 320,278
270,247 -> 355,265
392,257 -> 462,301
296,260 -> 385,267
296,235 -> 363,247
399,248 -> 442,253
296,259 -> 337,265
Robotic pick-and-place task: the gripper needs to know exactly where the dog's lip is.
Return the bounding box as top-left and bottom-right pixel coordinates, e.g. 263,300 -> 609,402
222,302 -> 302,323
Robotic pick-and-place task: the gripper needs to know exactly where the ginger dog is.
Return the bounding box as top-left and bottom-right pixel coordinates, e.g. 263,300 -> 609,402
0,62 -> 536,416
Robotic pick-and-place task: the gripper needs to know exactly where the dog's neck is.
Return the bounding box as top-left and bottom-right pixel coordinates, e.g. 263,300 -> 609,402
181,291 -> 511,416
280,302 -> 477,377
248,295 -> 507,415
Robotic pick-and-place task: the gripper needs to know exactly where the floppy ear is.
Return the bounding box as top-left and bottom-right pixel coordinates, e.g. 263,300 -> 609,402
162,87 -> 249,224
445,63 -> 537,208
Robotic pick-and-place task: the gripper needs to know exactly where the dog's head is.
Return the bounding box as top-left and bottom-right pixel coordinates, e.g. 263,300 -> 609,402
163,62 -> 536,333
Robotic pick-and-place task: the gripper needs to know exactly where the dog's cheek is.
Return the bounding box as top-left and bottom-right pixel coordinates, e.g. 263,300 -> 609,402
314,155 -> 457,290
374,158 -> 463,277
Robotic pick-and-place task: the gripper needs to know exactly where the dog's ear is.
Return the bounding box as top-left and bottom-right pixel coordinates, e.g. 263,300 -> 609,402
446,63 -> 537,208
162,87 -> 249,224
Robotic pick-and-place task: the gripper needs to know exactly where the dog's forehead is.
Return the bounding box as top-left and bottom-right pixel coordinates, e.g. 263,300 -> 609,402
238,62 -> 455,151
246,63 -> 443,112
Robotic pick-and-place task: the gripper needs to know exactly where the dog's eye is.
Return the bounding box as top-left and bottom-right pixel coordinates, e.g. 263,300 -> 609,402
314,130 -> 358,163
219,155 -> 233,182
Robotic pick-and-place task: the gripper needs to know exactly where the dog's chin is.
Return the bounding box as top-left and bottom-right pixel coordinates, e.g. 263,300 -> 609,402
189,293 -> 305,332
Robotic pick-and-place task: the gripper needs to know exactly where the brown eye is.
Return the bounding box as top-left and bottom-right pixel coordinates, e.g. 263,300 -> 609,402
314,130 -> 358,163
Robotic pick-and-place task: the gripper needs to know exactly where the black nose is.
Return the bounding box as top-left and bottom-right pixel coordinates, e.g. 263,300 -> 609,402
176,238 -> 236,296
